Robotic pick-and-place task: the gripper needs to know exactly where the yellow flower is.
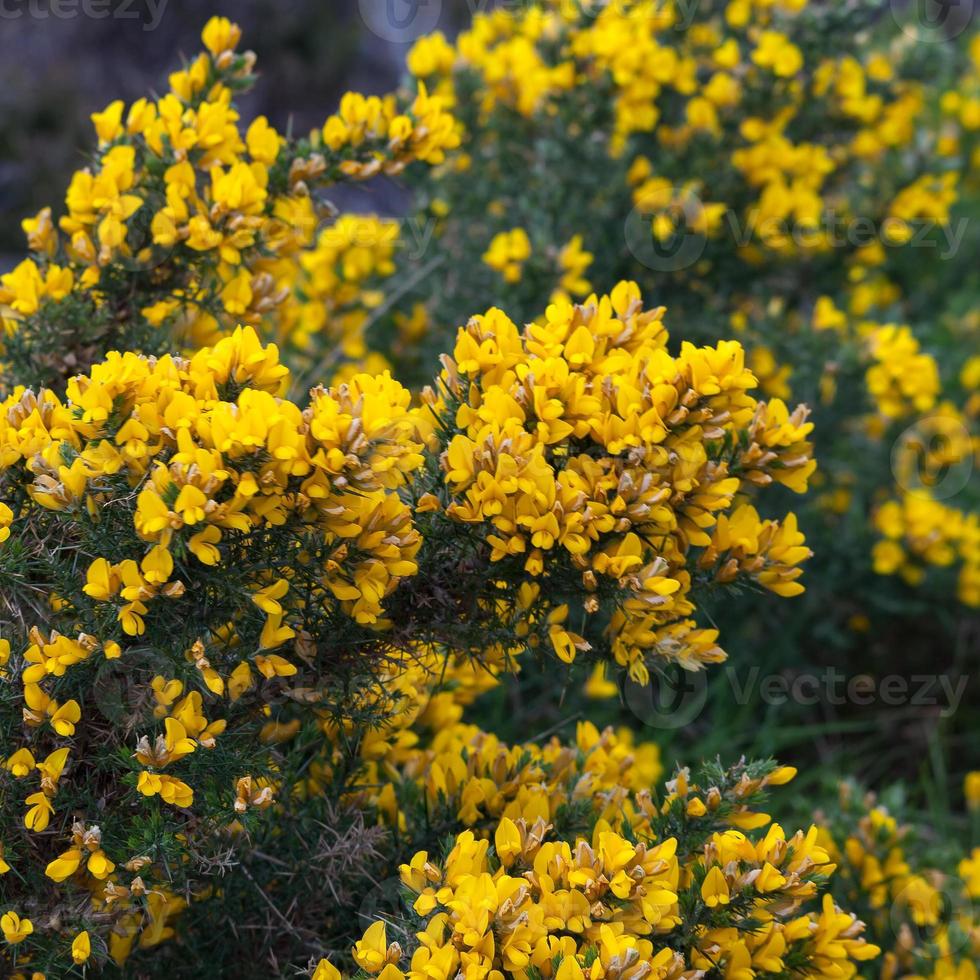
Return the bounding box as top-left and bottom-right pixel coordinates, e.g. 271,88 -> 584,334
5,748 -> 36,777
701,865 -> 731,907
752,31 -> 803,77
228,661 -> 254,702
254,654 -> 297,679
482,228 -> 532,283
83,557 -> 119,600
71,930 -> 91,965
24,792 -> 55,832
189,526 -> 223,565
966,771 -> 980,810
0,501 -> 13,543
141,545 -> 174,586
258,613 -> 296,651
91,100 -> 124,143
246,116 -> 281,165
584,662 -> 618,700
1,910 -> 33,944
353,920 -> 399,973
45,847 -> 83,882
137,771 -> 194,808
251,579 -> 290,616
23,683 -> 81,736
201,15 -> 241,57
313,961 -> 342,980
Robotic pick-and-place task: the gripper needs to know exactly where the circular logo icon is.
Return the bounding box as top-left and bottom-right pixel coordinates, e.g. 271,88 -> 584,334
890,0 -> 975,43
625,191 -> 709,273
891,414 -> 974,501
621,664 -> 708,730
356,876 -> 414,947
358,0 -> 443,43
888,872 -> 975,957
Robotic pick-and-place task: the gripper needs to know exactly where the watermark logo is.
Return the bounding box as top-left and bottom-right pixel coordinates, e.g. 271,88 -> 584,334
358,0 -> 442,43
625,201 -> 966,275
888,871 -> 976,958
621,664 -> 709,729
312,213 -> 438,263
0,0 -> 168,31
625,192 -> 708,274
892,414 -> 975,502
356,876 -> 413,946
622,664 -> 969,728
890,0 -> 975,43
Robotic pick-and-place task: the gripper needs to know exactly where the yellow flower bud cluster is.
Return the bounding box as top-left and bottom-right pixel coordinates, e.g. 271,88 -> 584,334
422,282 -> 813,680
0,16 -> 460,390
864,325 -> 941,420
0,325 -> 427,965
322,85 -> 461,179
392,0 -> 978,630
873,494 -> 980,607
317,763 -> 882,980
811,781 -> 980,980
1,324 -> 422,634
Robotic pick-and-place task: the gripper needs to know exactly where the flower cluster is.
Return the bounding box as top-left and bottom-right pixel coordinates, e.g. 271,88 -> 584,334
0,289 -> 816,973
0,325 -> 428,968
873,494 -> 980,607
318,761 -> 882,980
417,282 -> 813,679
0,17 -> 458,391
402,0 -> 969,278
812,781 -> 980,980
362,0 -> 979,664
864,325 -> 941,421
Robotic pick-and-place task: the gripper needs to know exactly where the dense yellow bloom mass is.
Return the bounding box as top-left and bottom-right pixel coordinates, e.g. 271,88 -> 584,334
1,324 -> 422,638
394,0 -> 978,624
0,5 -> 976,977
814,783 -> 980,980
483,228 -> 533,283
0,16 -> 460,390
873,493 -> 980,607
422,282 -> 813,679
0,280 -> 815,971
321,765 -> 882,980
0,326 -> 425,964
865,324 -> 941,420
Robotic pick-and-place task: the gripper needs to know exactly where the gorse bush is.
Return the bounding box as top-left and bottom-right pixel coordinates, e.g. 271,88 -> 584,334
370,0 -> 980,646
0,279 -> 817,972
0,16 -> 457,395
323,763 -> 883,980
0,6 -> 977,980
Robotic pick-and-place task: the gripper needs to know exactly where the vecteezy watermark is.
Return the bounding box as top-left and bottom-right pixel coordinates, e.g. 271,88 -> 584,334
356,0 -> 703,44
888,870 -> 976,958
623,665 -> 970,727
625,192 -> 709,274
0,0 -> 168,30
890,0 -> 976,43
892,414 -> 975,502
356,876 -> 413,946
727,667 -> 969,716
754,211 -> 970,259
357,0 -> 443,43
625,200 -> 968,274
304,213 -> 437,263
621,664 -> 708,730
